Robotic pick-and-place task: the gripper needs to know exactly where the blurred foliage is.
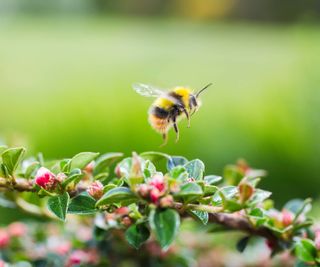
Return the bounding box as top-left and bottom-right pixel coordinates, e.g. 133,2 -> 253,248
0,16 -> 319,210
0,0 -> 319,22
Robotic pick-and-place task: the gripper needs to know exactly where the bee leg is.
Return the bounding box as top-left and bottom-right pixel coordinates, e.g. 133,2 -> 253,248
160,133 -> 168,147
182,108 -> 191,128
172,116 -> 180,143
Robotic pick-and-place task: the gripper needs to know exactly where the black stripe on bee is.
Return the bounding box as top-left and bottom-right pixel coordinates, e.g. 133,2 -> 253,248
168,92 -> 184,105
151,106 -> 170,119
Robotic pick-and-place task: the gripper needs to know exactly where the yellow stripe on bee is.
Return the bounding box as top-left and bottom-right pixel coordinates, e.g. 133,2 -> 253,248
173,87 -> 192,108
154,97 -> 175,109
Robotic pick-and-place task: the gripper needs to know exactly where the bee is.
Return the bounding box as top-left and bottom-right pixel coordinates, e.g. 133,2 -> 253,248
133,83 -> 212,146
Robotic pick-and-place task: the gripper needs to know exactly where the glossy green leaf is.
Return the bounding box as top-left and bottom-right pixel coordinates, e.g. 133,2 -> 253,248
68,192 -> 97,215
0,145 -> 8,155
149,208 -> 180,250
212,186 -> 237,205
284,199 -> 312,223
224,165 -> 243,185
0,163 -> 9,177
204,185 -> 218,196
62,168 -> 83,188
249,189 -> 272,205
96,187 -> 138,207
175,182 -> 203,203
93,152 -> 123,176
143,160 -> 156,178
169,166 -> 188,180
204,175 -> 222,185
184,159 -> 205,180
294,239 -> 317,263
140,151 -> 171,163
68,152 -> 99,171
125,223 -> 150,249
1,147 -> 25,176
47,192 -> 70,221
167,156 -> 188,171
189,210 -> 209,225
24,162 -> 40,179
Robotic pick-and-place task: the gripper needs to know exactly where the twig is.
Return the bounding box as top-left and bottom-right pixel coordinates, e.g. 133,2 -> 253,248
174,202 -> 278,242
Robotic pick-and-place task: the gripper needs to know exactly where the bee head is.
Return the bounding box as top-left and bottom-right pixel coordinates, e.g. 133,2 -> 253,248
189,83 -> 212,112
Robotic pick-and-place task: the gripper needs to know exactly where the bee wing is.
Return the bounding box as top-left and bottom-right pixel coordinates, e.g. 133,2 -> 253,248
132,83 -> 165,98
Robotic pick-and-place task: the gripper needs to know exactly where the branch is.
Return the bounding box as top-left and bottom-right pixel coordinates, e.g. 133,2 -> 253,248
0,177 -> 34,192
174,202 -> 278,242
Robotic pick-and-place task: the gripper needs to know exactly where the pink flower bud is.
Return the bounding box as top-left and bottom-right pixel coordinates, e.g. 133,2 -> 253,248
115,207 -> 130,216
265,239 -> 276,251
56,172 -> 67,183
67,250 -> 88,267
0,260 -> 5,267
34,167 -> 57,190
54,242 -> 71,255
87,181 -> 104,200
150,188 -> 161,204
121,216 -> 132,227
138,184 -> 151,198
160,195 -> 174,208
281,209 -> 294,227
150,174 -> 166,193
0,230 -> 10,248
315,232 -> 320,250
115,164 -> 122,178
8,222 -> 27,237
84,161 -> 95,174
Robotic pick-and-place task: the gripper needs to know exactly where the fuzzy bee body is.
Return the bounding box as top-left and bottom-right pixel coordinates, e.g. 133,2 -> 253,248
133,84 -> 210,146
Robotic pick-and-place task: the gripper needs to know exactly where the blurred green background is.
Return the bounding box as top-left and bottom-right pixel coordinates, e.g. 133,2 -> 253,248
0,0 -> 319,212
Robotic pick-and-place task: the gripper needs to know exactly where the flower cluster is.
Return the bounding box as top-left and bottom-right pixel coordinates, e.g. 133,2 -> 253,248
0,147 -> 317,266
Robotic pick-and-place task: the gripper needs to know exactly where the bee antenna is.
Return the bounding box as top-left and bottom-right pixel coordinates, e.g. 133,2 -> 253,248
196,83 -> 212,98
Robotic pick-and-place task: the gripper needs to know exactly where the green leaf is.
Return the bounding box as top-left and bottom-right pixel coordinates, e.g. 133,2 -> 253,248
47,192 -> 70,221
143,160 -> 156,178
204,185 -> 218,196
68,152 -> 99,171
189,210 -> 209,225
284,198 -> 312,224
140,151 -> 171,162
170,167 -> 188,182
184,159 -> 205,180
224,165 -> 243,185
1,147 -> 25,176
204,175 -> 222,185
294,260 -> 313,267
125,223 -> 150,249
24,162 -> 40,179
236,236 -> 250,253
212,186 -> 237,205
117,157 -> 132,178
93,152 -> 123,176
0,163 -> 9,177
68,192 -> 97,215
175,182 -> 203,203
96,187 -> 138,207
62,168 -> 83,188
167,156 -> 188,171
249,189 -> 271,205
294,239 -> 317,263
0,145 -> 8,155
149,209 -> 180,250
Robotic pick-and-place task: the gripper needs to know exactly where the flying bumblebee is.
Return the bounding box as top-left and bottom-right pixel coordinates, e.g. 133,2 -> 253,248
133,83 -> 212,146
